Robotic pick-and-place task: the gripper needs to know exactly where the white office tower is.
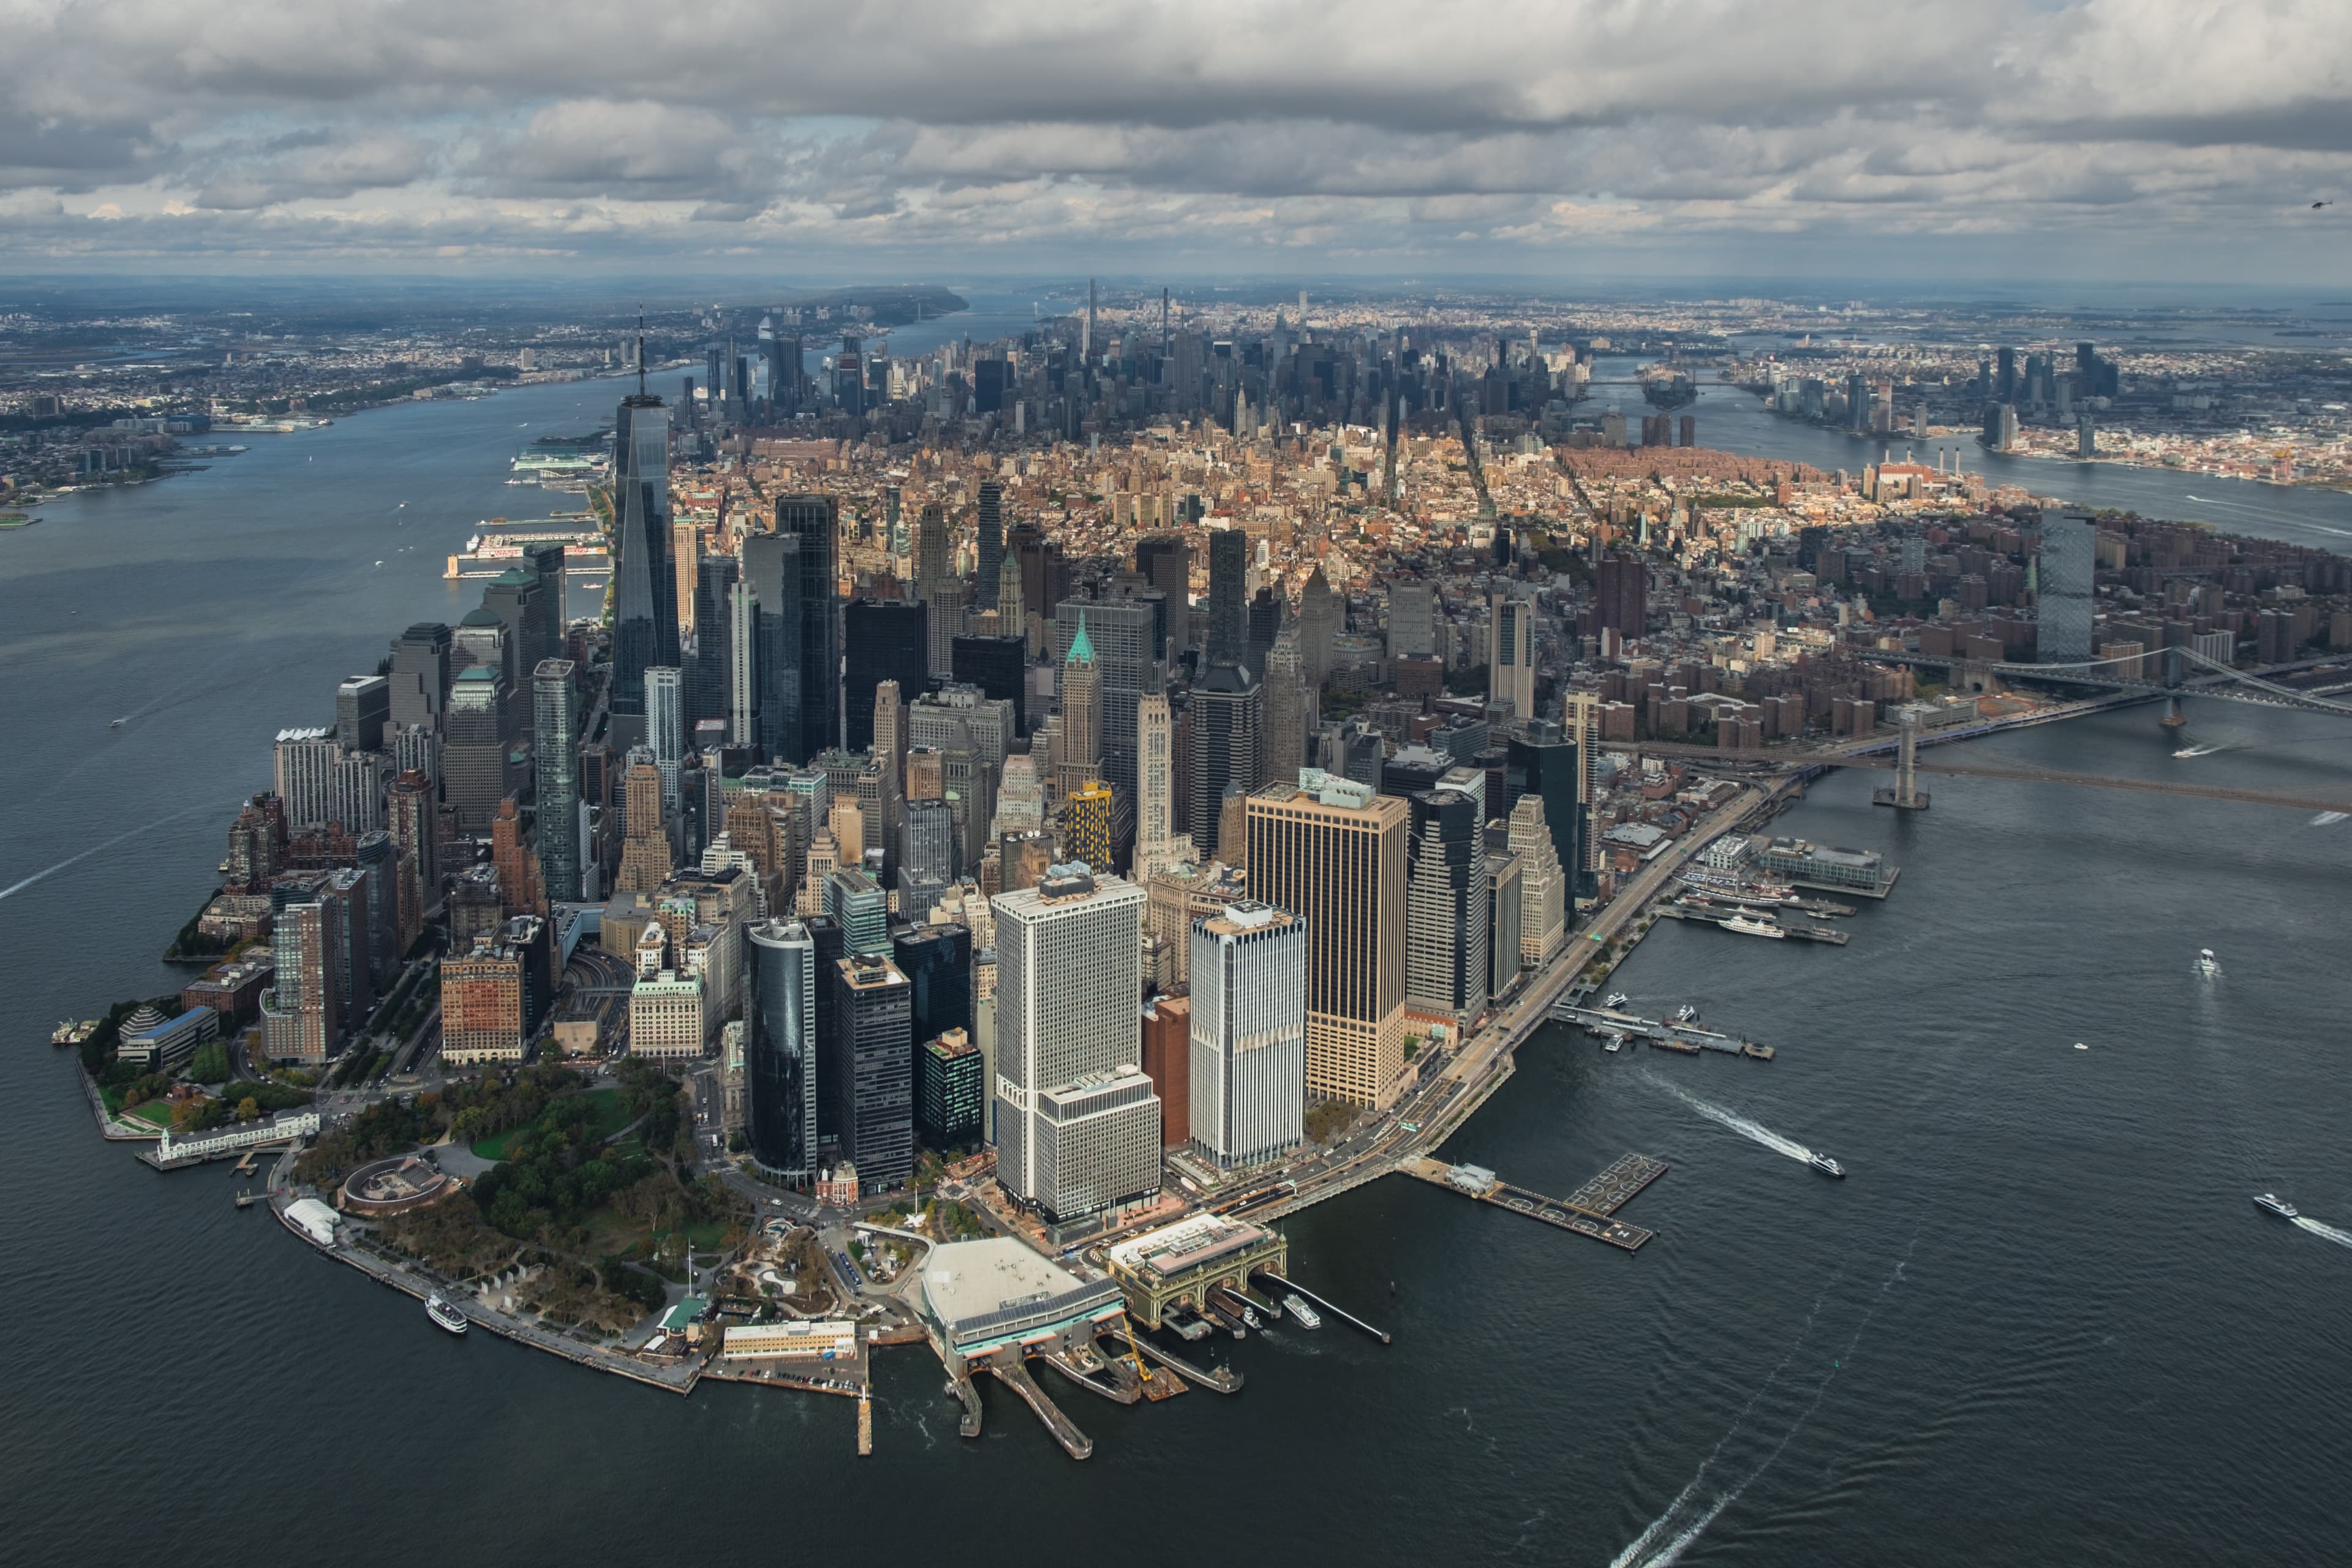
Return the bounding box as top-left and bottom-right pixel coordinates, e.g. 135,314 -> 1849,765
1507,795 -> 1567,968
1189,901 -> 1307,1169
646,666 -> 684,812
992,864 -> 1159,1223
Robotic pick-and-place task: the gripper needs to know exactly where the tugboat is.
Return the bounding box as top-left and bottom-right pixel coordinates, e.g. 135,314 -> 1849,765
426,1294 -> 470,1335
1282,1294 -> 1322,1329
2195,948 -> 2222,978
2254,1193 -> 2299,1219
1807,1152 -> 1847,1179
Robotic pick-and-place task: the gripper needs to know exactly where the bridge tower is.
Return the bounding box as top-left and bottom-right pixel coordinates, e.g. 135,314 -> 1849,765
2159,643 -> 2188,730
1873,705 -> 1931,811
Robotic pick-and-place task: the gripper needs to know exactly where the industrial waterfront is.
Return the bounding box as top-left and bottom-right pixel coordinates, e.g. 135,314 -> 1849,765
8,366 -> 2352,1567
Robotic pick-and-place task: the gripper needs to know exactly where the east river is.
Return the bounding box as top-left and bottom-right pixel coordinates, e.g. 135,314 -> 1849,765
4,356 -> 2350,1566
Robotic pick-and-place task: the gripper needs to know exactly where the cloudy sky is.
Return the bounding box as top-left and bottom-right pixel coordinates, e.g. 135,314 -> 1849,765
1,0 -> 2345,283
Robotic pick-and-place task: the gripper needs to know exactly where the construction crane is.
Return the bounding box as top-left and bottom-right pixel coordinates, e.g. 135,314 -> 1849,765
1117,1313 -> 1153,1387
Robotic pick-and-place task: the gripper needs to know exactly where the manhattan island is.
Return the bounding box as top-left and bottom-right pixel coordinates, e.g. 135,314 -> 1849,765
66,291 -> 2352,1459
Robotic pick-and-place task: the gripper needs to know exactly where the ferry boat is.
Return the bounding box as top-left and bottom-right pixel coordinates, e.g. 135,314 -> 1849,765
1721,913 -> 1785,939
2195,948 -> 2221,978
2253,1193 -> 2299,1219
1807,1153 -> 1847,1179
51,1019 -> 97,1048
1282,1294 -> 1322,1329
425,1294 -> 470,1335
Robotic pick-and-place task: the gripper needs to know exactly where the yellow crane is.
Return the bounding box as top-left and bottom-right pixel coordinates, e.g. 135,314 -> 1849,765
1117,1313 -> 1154,1387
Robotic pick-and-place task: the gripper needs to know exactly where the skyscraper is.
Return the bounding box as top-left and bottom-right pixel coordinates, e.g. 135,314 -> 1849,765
992,864 -> 1159,1222
1188,663 -> 1262,861
843,600 -> 927,752
2038,510 -> 2096,665
893,921 -> 973,1048
914,502 -> 960,678
1489,591 -> 1534,720
646,666 -> 684,813
1188,900 -> 1306,1169
334,674 -> 388,753
1135,535 -> 1191,664
727,576 -> 760,745
1206,529 -> 1247,666
773,494 -> 840,764
974,479 -> 1005,615
832,952 -> 913,1191
746,919 -> 818,1180
386,622 -> 451,733
1507,794 -> 1566,969
1596,556 -> 1647,638
1404,783 -> 1488,1031
1245,769 -> 1408,1105
443,666 -> 510,835
1297,566 -> 1338,690
689,553 -> 739,729
1066,779 -> 1114,870
1136,692 -> 1176,874
1057,614 -> 1103,800
533,659 -> 582,903
1261,635 -> 1308,790
611,361 -> 679,722
1054,597 -> 1157,799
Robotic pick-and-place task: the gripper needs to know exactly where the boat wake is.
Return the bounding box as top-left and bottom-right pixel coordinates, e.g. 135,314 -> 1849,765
2172,744 -> 2224,758
1645,1074 -> 1814,1163
2312,812 -> 2348,827
2293,1216 -> 2352,1251
0,802 -> 216,902
1613,1242 -> 1918,1567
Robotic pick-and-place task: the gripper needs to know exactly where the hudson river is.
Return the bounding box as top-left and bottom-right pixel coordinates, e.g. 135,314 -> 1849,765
4,366 -> 2350,1566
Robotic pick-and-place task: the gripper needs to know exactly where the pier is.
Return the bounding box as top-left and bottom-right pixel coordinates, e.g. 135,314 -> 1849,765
1551,1003 -> 1779,1060
1654,904 -> 1849,943
1128,1334 -> 1245,1393
982,1352 -> 1095,1460
1400,1153 -> 1667,1251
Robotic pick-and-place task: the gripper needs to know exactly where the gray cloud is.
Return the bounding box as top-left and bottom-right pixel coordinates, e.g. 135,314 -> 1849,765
0,0 -> 2342,275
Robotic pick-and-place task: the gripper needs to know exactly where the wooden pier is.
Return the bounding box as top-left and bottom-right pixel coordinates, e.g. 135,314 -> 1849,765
1400,1153 -> 1667,1251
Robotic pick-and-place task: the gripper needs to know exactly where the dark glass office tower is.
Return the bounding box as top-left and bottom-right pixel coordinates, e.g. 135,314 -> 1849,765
1206,527 -> 1247,666
974,478 -> 1005,614
522,541 -> 566,658
842,599 -> 927,752
804,914 -> 845,1144
773,494 -> 839,764
610,379 -> 677,718
832,952 -> 913,1191
690,553 -> 739,729
951,633 -> 1027,736
748,919 -> 819,1182
533,659 -> 582,901
1187,662 -> 1262,859
892,921 -> 972,1046
1246,586 -> 1281,679
1504,725 -> 1583,890
741,529 -> 800,764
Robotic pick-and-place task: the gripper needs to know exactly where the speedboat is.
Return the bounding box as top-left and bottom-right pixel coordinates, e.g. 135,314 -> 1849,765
2254,1193 -> 2299,1219
1603,1033 -> 1625,1054
426,1294 -> 469,1335
2195,948 -> 2221,978
1675,1004 -> 1700,1023
1604,992 -> 1630,1010
1807,1152 -> 1846,1179
1282,1294 -> 1322,1329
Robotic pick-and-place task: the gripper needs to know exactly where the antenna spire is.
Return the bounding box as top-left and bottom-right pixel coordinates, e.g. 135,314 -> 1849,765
635,306 -> 647,397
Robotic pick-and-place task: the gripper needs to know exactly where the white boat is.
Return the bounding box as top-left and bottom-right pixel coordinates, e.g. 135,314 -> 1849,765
1282,1294 -> 1322,1329
1604,992 -> 1630,1010
1721,913 -> 1785,939
2254,1193 -> 2298,1219
426,1294 -> 469,1335
1675,1004 -> 1700,1023
2195,948 -> 2221,978
1807,1152 -> 1846,1178
1604,1033 -> 1626,1054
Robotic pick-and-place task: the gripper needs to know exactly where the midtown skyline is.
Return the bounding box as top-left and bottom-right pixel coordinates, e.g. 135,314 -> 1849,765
0,0 -> 2345,282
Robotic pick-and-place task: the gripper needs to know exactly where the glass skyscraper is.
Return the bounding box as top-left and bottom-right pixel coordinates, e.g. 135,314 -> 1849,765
532,659 -> 581,902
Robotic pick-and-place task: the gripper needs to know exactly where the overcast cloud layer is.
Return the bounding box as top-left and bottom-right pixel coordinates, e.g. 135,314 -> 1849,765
0,0 -> 2345,281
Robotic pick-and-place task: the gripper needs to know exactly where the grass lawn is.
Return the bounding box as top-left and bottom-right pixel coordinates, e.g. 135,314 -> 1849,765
470,1087 -> 630,1161
126,1101 -> 178,1129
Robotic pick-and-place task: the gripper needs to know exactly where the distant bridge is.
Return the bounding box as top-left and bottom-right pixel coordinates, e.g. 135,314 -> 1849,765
1856,646 -> 2352,717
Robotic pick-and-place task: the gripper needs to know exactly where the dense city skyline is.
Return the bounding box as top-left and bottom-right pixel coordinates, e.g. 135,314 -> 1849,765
2,0 -> 2346,280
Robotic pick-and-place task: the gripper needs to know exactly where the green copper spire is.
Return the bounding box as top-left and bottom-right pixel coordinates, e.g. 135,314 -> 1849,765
1068,609 -> 1095,665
